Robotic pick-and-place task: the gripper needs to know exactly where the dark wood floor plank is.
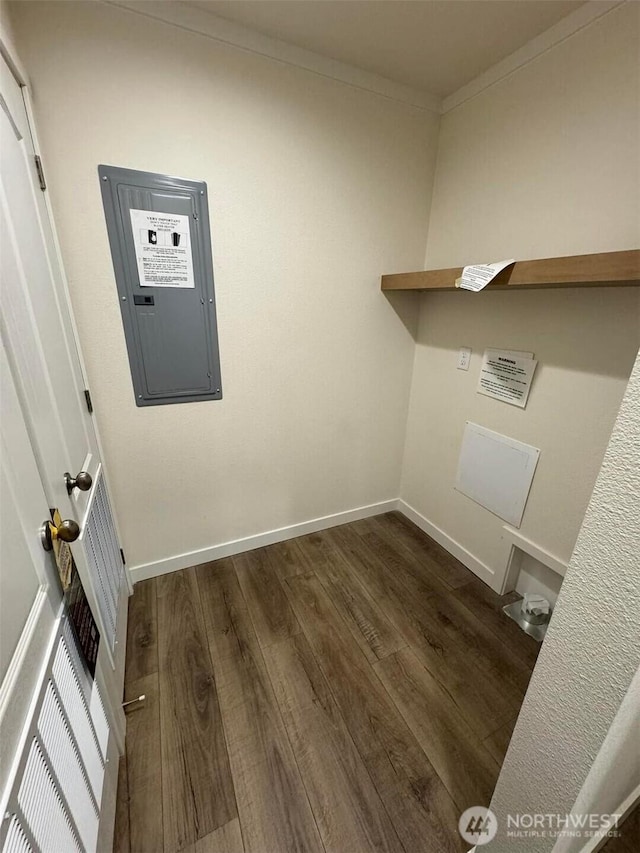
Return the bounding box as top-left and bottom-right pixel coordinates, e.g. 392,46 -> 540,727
452,576 -> 540,670
182,818 -> 245,853
376,512 -> 473,589
374,648 -> 500,812
380,510 -> 474,589
601,806 -> 639,853
352,517 -> 450,599
124,520 -> 534,852
195,559 -> 324,853
327,523 -> 517,738
124,674 -> 163,853
234,548 -> 301,647
267,539 -> 312,580
483,716 -> 518,766
113,754 -> 130,853
285,570 -> 467,853
264,632 -> 404,853
423,591 -> 531,698
125,578 -> 158,684
297,532 -> 405,663
157,570 -> 237,852
355,518 -> 532,698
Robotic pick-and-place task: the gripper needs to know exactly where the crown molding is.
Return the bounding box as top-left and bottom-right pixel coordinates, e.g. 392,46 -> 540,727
442,0 -> 626,114
104,1 -> 442,113
98,1 -> 626,118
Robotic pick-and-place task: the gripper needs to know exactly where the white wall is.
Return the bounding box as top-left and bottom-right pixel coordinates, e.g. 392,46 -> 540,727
486,349 -> 640,852
401,1 -> 640,588
0,0 -> 21,74
514,553 -> 564,609
10,0 -> 438,572
425,1 -> 640,267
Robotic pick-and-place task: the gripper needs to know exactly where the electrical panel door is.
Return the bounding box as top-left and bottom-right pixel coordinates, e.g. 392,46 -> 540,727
99,165 -> 222,406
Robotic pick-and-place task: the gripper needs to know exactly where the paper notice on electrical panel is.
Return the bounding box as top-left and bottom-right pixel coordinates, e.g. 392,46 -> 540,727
130,209 -> 195,288
458,259 -> 515,291
478,349 -> 537,408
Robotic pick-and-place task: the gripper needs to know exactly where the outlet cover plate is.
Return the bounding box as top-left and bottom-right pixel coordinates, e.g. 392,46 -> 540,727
457,347 -> 472,370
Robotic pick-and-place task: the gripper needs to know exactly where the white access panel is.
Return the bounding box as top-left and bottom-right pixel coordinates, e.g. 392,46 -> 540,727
455,422 -> 540,527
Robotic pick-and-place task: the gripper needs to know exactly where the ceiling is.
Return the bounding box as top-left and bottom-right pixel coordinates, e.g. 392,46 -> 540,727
189,0 -> 586,97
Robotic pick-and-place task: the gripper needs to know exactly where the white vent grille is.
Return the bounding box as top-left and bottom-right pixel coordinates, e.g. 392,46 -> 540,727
60,620 -> 109,761
83,472 -> 123,652
1,629 -> 109,853
16,740 -> 81,853
88,684 -> 109,760
2,817 -> 30,853
37,684 -> 99,851
52,642 -> 104,791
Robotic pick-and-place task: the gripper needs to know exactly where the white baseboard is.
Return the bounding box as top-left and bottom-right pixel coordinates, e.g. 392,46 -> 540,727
129,499 -> 399,583
397,499 -> 497,588
130,496 -> 497,589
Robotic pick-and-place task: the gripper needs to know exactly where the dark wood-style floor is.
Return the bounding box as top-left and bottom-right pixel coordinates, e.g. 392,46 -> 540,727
600,806 -> 640,852
114,511 -> 540,853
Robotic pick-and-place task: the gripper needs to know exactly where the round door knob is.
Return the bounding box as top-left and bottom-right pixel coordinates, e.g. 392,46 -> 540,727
65,471 -> 92,495
41,518 -> 81,551
57,519 -> 81,542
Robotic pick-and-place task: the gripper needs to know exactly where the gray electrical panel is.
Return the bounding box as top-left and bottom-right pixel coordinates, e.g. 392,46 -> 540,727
99,165 -> 222,406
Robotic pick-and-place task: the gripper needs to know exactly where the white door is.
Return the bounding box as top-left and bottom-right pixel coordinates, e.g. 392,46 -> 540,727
0,332 -> 61,799
0,54 -> 128,728
1,50 -> 126,851
0,333 -> 119,853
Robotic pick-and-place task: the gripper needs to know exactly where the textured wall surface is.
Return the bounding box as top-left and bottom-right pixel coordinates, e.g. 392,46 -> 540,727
10,0 -> 438,569
401,1 -> 640,581
486,350 -> 640,851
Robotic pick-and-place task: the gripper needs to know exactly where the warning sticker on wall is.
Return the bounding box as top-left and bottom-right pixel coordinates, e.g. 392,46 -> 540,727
130,208 -> 195,288
477,349 -> 537,408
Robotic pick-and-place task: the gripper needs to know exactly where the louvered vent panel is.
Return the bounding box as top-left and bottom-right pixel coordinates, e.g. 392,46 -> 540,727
60,621 -> 108,758
83,471 -> 123,652
37,683 -> 99,852
2,816 -> 30,853
61,617 -> 88,692
52,642 -> 104,798
2,628 -> 111,853
16,739 -> 81,853
88,684 -> 109,760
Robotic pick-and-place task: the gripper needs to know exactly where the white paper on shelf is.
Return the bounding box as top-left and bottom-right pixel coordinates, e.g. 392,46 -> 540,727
458,259 -> 515,291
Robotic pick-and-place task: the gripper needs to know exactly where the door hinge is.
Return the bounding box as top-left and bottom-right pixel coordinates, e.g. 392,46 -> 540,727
120,548 -> 126,566
34,155 -> 46,191
84,389 -> 93,414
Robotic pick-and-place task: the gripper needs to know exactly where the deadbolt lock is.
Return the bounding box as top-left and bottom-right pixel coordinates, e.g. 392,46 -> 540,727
64,471 -> 92,495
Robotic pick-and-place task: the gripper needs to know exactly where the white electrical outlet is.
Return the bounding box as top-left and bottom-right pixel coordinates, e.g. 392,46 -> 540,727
457,347 -> 472,370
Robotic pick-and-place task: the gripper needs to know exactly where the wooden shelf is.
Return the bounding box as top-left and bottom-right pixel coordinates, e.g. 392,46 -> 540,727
381,250 -> 640,292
